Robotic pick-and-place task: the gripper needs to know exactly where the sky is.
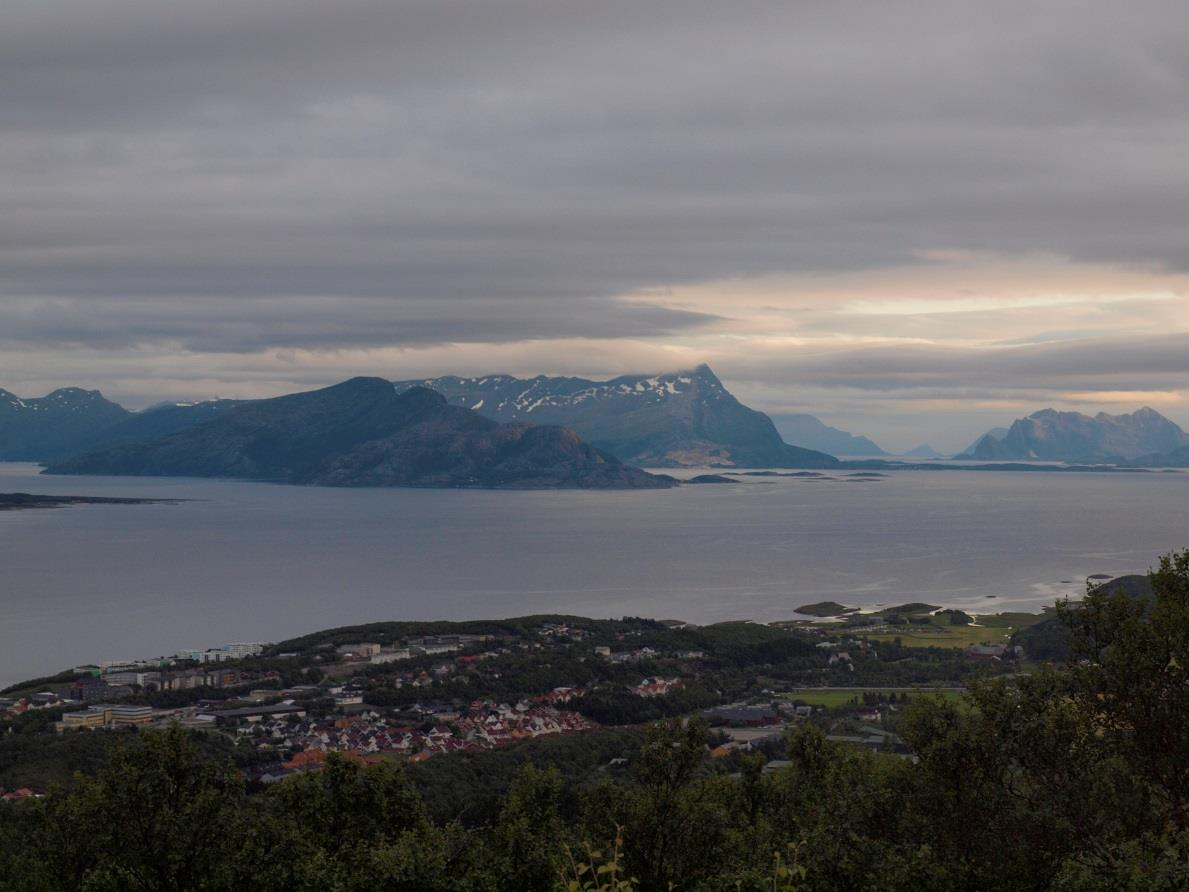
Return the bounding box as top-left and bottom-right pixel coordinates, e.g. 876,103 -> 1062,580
2,1 -> 1188,453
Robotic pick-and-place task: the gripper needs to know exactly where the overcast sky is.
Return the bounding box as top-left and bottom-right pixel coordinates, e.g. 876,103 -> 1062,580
3,1 -> 1188,451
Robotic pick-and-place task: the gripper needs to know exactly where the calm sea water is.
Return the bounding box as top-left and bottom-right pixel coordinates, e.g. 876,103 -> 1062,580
2,462 -> 1187,687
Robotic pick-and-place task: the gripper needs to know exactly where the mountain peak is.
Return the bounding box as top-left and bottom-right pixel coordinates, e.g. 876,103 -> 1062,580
392,368 -> 837,468
1086,406 -> 1174,424
46,387 -> 105,402
0,386 -> 132,460
1028,407 -> 1066,420
335,376 -> 393,390
393,384 -> 448,409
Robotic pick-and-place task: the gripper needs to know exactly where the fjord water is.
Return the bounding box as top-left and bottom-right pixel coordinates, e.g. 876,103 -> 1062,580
2,462 -> 1188,687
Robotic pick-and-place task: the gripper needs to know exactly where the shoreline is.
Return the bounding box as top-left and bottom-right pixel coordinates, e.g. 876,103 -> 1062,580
2,601 -> 1066,696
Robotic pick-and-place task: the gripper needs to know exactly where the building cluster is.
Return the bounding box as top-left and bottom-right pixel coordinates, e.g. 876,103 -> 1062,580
535,622 -> 592,641
0,689 -> 121,718
0,787 -> 43,802
0,699 -> 24,720
824,720 -> 907,754
965,643 -> 1021,660
56,641 -> 270,701
594,645 -> 664,663
228,696 -> 593,777
69,642 -> 265,676
632,677 -> 684,697
57,703 -> 155,730
368,647 -> 510,690
174,642 -> 266,664
335,634 -> 494,664
63,665 -> 265,704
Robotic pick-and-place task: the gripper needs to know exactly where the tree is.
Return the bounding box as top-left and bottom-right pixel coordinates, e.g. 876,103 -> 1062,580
491,764 -> 565,890
45,725 -> 255,892
269,754 -> 486,891
1060,550 -> 1189,832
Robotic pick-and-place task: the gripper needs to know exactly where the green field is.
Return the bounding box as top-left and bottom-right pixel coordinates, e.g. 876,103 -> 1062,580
783,688 -> 966,708
858,611 -> 1045,649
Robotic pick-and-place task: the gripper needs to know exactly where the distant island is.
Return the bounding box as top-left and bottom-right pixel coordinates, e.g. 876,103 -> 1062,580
794,600 -> 859,617
686,473 -> 738,484
958,406 -> 1189,463
44,378 -> 676,490
0,492 -> 174,511
732,470 -> 829,478
4,365 -> 840,472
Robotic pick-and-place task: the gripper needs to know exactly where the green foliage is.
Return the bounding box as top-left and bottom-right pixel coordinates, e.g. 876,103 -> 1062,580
407,727 -> 647,825
272,754 -> 428,852
562,827 -> 637,892
0,668 -> 84,697
1010,612 -> 1072,661
943,609 -> 973,625
1,725 -> 262,892
570,685 -> 720,726
0,718 -> 113,791
492,765 -> 566,891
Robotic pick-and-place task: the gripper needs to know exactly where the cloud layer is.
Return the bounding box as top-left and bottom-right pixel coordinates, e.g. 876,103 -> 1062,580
3,1 -> 1188,450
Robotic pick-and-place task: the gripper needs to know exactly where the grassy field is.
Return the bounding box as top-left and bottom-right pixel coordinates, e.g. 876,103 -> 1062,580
783,688 -> 966,708
858,611 -> 1046,649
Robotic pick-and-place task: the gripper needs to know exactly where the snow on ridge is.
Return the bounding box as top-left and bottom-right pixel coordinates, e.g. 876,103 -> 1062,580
394,367 -> 709,417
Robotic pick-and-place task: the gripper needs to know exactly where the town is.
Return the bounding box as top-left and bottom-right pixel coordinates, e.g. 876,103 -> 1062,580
1,606 -> 1037,797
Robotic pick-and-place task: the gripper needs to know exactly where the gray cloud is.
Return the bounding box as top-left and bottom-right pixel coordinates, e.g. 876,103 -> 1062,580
2,0 -> 1189,434
724,334 -> 1189,393
0,295 -> 716,352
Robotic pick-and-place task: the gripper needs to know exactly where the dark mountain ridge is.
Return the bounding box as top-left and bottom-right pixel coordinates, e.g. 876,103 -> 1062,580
393,365 -> 838,468
0,387 -> 131,461
45,378 -> 673,489
0,387 -> 248,463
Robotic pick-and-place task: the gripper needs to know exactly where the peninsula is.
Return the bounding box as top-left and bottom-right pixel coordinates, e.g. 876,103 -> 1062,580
0,492 -> 176,511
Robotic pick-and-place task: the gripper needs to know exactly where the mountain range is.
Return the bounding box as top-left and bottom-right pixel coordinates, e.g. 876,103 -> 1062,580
958,407 -> 1189,463
9,374 -> 1189,476
769,414 -> 888,456
47,378 -> 673,489
3,365 -> 842,472
392,365 -> 838,468
0,388 -> 131,461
